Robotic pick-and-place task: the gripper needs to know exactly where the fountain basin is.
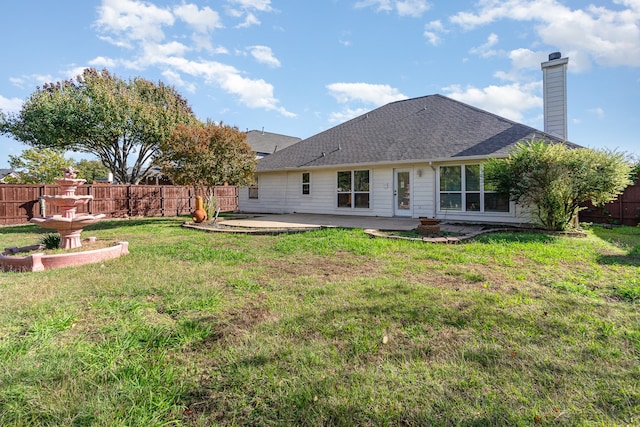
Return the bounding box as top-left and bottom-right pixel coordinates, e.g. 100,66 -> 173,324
30,214 -> 106,249
0,241 -> 129,272
30,214 -> 106,230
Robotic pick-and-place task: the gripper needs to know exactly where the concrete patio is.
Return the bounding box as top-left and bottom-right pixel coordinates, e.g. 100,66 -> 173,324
216,213 -> 485,236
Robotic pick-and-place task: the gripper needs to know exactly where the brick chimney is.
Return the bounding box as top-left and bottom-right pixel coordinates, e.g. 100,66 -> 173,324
541,52 -> 569,140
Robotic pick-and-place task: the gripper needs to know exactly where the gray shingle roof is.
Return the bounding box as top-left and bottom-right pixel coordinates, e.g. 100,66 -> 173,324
257,94 -> 579,172
246,130 -> 301,156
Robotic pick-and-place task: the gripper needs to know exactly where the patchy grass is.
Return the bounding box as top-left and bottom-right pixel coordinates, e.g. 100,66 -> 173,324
0,218 -> 638,426
375,229 -> 464,239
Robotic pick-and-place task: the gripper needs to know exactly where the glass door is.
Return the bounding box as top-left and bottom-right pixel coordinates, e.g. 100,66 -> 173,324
394,169 -> 411,216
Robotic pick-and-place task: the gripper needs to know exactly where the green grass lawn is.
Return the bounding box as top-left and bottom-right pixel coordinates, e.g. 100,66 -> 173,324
1,218 -> 638,426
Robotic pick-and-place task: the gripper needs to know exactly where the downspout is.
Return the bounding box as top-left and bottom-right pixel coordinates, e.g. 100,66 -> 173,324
429,161 -> 437,218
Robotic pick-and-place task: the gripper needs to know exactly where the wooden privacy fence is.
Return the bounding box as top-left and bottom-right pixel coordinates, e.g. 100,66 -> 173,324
579,173 -> 640,227
0,184 -> 238,226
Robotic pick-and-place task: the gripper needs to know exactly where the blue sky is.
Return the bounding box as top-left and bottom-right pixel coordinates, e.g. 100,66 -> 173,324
1,0 -> 638,169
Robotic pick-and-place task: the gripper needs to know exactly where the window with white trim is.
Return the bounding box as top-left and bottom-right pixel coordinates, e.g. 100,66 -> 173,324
439,164 -> 509,213
248,176 -> 259,199
337,170 -> 370,208
302,172 -> 310,195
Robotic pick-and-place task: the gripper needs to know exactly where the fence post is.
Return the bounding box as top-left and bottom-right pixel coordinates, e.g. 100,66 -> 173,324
88,185 -> 93,214
160,186 -> 165,217
619,189 -> 624,225
127,185 -> 132,217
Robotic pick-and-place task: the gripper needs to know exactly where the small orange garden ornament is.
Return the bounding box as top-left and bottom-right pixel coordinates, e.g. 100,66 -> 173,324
192,196 -> 207,223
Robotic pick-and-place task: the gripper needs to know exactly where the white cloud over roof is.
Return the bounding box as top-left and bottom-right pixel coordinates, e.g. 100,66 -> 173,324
443,82 -> 542,123
450,0 -> 640,67
327,82 -> 407,106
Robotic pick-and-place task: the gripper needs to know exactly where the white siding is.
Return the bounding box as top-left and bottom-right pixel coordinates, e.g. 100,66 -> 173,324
412,165 -> 436,218
238,162 -> 538,226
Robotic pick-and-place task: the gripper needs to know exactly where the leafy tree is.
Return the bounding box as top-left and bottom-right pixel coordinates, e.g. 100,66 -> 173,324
160,121 -> 256,217
75,159 -> 110,183
0,68 -> 197,184
6,147 -> 73,184
485,139 -> 634,231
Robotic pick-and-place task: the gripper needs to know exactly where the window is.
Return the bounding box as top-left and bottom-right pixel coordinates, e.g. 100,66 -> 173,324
337,170 -> 370,209
302,172 -> 310,195
438,164 -> 509,213
248,176 -> 258,199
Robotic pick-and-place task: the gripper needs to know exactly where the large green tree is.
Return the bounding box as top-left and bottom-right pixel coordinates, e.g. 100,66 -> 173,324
485,139 -> 634,231
6,147 -> 73,184
0,68 -> 197,184
160,121 -> 256,216
74,159 -> 110,183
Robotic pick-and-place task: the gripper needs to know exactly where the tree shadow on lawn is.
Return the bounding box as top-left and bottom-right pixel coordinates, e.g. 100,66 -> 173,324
591,226 -> 640,267
0,224 -> 42,236
0,217 -> 185,236
597,253 -> 640,267
83,216 -> 186,231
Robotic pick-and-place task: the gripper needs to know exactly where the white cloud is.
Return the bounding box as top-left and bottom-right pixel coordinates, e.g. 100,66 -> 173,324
89,56 -> 118,68
93,0 -> 290,115
64,67 -> 92,80
327,82 -> 407,105
141,40 -> 191,63
235,12 -> 261,28
355,0 -> 430,17
469,33 -> 499,58
228,0 -> 272,12
450,0 -> 640,67
424,20 -> 445,46
227,0 -> 272,28
0,95 -> 23,113
328,107 -> 370,124
161,56 -> 294,116
162,69 -> 196,93
355,0 -> 392,13
173,4 -> 222,33
589,107 -> 605,119
327,82 -> 407,126
248,46 -> 281,68
9,74 -> 54,89
396,0 -> 431,17
95,0 -> 174,45
442,82 -> 542,123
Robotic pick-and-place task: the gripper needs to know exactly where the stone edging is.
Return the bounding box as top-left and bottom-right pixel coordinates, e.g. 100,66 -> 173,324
181,222 -> 323,235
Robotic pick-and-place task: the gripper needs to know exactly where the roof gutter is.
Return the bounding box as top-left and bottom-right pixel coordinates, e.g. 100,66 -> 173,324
257,153 -> 509,173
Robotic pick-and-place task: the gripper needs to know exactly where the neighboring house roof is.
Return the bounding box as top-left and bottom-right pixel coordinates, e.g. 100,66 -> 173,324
0,169 -> 17,183
257,94 -> 579,172
246,130 -> 302,157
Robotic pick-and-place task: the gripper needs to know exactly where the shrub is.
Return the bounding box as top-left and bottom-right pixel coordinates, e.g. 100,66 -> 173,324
40,233 -> 61,249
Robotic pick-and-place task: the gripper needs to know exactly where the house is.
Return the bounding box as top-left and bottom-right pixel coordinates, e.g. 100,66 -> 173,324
246,129 -> 302,159
239,53 -> 577,225
0,169 -> 18,183
137,166 -> 173,185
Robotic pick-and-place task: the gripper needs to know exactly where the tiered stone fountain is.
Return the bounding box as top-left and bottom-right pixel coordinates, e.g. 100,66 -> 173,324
0,167 -> 128,272
30,167 -> 105,248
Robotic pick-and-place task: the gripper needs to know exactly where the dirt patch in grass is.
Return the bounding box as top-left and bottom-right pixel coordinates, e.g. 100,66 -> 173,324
259,253 -> 383,285
191,296 -> 276,349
